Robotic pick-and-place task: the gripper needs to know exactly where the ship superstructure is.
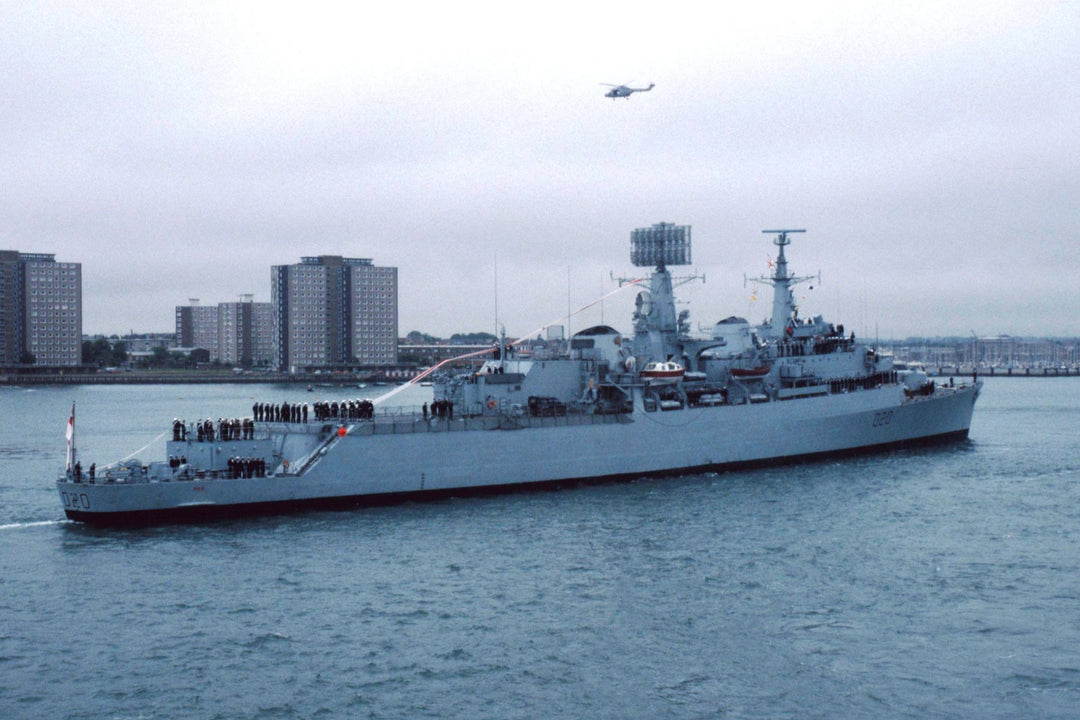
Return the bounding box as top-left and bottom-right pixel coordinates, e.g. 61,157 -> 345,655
57,224 -> 980,525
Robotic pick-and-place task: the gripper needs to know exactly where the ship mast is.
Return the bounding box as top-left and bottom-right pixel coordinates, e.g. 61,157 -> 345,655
752,229 -> 816,339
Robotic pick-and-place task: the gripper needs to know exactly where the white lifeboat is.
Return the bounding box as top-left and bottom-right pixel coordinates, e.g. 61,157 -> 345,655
640,361 -> 685,385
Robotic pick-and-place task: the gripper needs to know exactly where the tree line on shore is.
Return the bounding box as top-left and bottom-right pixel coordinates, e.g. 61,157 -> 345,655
73,330 -> 501,370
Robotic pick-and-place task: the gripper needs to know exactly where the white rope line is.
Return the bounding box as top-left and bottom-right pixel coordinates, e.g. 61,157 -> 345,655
107,429 -> 169,468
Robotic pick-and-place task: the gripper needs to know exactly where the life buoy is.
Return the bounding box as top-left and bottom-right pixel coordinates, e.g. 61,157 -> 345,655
486,398 -> 497,410
282,459 -> 290,469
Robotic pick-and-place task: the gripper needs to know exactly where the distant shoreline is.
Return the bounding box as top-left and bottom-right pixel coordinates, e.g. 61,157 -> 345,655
0,371 -> 418,386
926,366 -> 1079,378
2,365 -> 1077,385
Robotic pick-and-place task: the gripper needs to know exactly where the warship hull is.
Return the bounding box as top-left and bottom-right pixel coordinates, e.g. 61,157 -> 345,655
58,383 -> 979,526
57,224 -> 984,526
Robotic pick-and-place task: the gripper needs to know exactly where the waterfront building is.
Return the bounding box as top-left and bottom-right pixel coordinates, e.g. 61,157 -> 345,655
114,333 -> 179,353
218,296 -> 274,367
271,255 -> 398,371
0,250 -> 82,366
0,252 -> 18,364
175,296 -> 274,366
175,300 -> 220,360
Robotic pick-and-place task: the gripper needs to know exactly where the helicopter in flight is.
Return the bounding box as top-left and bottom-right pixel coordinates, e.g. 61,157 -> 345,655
602,82 -> 655,99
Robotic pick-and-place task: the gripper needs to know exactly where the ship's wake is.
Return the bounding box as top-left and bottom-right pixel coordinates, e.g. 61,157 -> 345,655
0,519 -> 72,531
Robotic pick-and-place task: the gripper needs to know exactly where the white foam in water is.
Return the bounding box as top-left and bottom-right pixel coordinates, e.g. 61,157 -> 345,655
0,519 -> 70,531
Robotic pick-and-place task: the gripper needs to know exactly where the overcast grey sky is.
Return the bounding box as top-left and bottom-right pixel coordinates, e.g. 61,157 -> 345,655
3,1 -> 1077,339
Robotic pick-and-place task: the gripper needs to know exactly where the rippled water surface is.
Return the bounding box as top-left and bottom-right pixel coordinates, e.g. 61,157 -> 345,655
1,379 -> 1078,718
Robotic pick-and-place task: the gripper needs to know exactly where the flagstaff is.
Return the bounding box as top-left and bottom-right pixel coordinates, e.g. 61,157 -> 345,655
65,402 -> 76,478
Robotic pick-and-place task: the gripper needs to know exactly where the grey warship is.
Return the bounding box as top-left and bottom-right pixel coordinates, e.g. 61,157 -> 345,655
57,225 -> 982,525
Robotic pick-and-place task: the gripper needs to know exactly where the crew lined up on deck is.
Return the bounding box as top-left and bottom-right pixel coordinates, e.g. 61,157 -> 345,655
171,400 -> 380,443
164,454 -> 264,478
227,456 -> 266,478
428,399 -> 454,419
312,399 -> 374,420
172,418 -> 256,442
250,400 -> 375,422
252,402 -> 308,423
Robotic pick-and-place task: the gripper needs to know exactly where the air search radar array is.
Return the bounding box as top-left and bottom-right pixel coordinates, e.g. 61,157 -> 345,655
630,223 -> 691,268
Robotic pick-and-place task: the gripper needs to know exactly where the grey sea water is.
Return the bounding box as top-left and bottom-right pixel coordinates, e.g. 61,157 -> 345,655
1,379 -> 1078,719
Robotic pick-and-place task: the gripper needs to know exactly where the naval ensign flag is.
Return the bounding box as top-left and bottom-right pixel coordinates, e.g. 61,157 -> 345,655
65,402 -> 75,472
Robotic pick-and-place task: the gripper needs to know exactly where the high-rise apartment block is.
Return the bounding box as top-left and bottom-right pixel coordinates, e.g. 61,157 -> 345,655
0,252 -> 18,364
271,256 -> 398,371
175,296 -> 274,366
218,296 -> 274,366
175,300 -> 218,354
0,251 -> 82,366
